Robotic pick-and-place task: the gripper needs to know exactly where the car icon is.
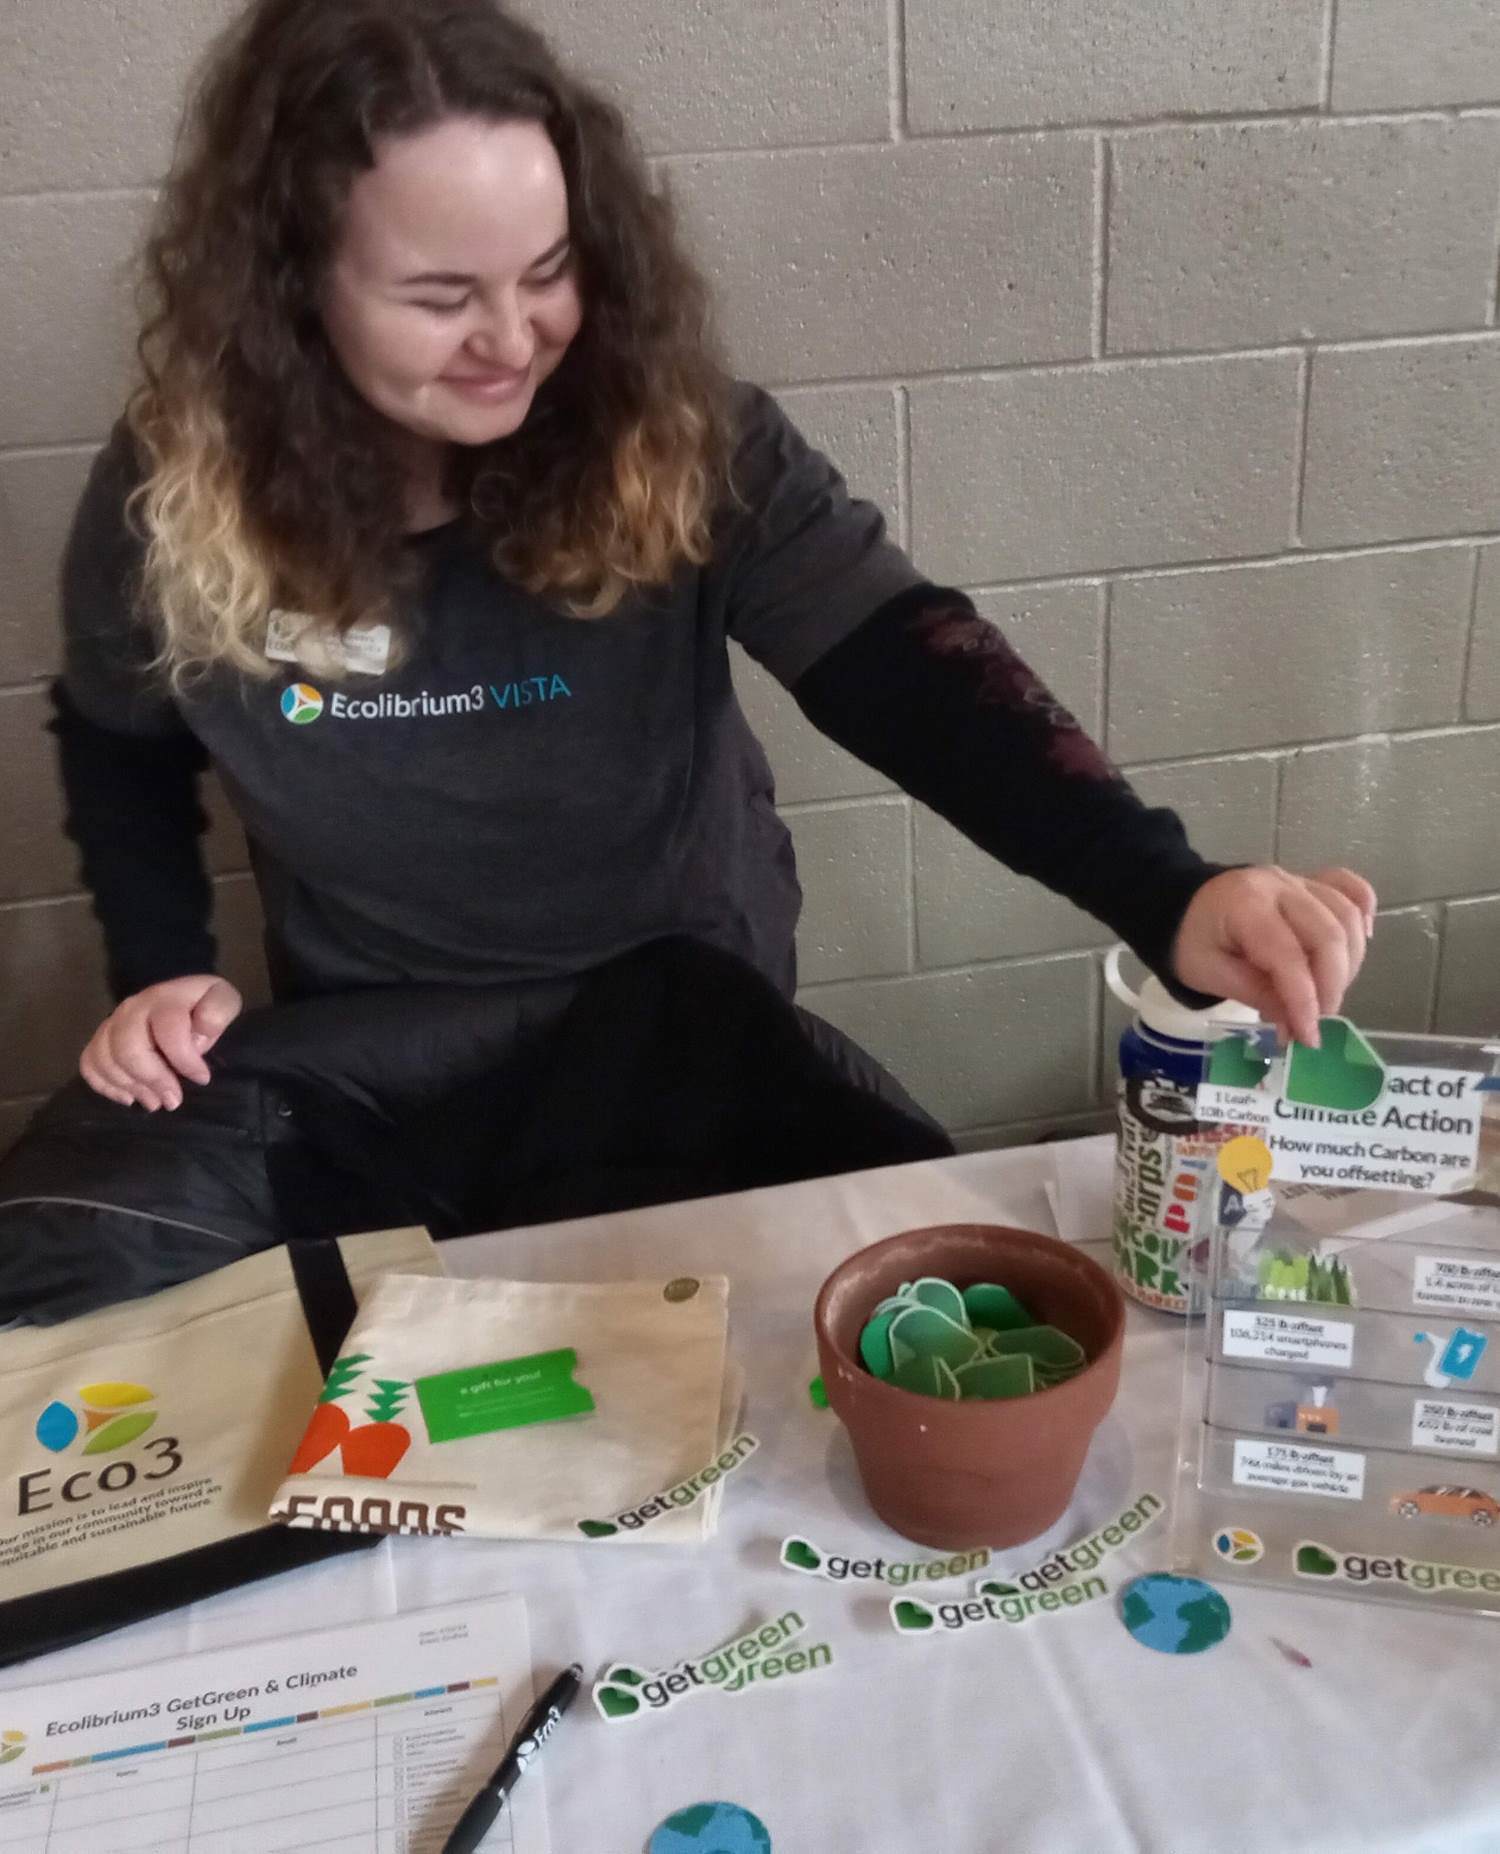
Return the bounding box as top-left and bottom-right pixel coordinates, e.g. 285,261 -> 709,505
1390,1485 -> 1500,1525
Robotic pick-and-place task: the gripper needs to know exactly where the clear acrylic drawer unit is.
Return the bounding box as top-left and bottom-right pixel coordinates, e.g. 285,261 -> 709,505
1171,1023 -> 1500,1615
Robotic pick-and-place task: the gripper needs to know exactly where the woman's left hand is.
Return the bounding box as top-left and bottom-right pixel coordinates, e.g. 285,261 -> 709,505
1172,865 -> 1378,1048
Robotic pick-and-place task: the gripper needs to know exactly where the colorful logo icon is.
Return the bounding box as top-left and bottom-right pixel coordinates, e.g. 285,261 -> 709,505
1213,1526 -> 1264,1564
35,1383 -> 157,1456
280,682 -> 324,724
0,1731 -> 24,1767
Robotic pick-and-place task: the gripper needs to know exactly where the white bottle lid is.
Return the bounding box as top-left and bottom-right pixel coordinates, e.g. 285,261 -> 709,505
1105,945 -> 1262,1045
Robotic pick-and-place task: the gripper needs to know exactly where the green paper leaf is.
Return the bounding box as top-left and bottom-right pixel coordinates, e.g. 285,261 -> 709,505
1208,1036 -> 1273,1091
990,1326 -> 1085,1372
888,1305 -> 982,1371
578,1518 -> 618,1539
893,1599 -> 936,1632
808,1375 -> 829,1409
962,1283 -> 1033,1333
783,1538 -> 823,1571
909,1278 -> 969,1324
889,1349 -> 949,1394
976,1579 -> 1022,1598
953,1355 -> 1036,1400
872,1295 -> 918,1318
1285,1016 -> 1386,1113
859,1310 -> 899,1379
1296,1543 -> 1338,1578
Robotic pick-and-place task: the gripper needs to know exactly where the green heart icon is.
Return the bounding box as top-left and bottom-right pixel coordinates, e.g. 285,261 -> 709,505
595,1684 -> 641,1718
605,1664 -> 647,1686
1285,1017 -> 1386,1113
783,1538 -> 823,1572
976,1579 -> 1021,1598
893,1599 -> 936,1631
1209,1036 -> 1273,1091
1295,1543 -> 1338,1578
578,1519 -> 618,1539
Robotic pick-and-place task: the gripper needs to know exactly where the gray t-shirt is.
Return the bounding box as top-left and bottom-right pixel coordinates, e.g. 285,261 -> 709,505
62,385 -> 921,998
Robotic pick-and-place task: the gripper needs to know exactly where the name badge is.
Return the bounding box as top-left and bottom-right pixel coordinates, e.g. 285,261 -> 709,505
266,611 -> 391,677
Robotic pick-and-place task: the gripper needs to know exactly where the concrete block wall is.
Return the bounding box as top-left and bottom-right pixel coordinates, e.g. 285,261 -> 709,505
3,0 -> 1499,1156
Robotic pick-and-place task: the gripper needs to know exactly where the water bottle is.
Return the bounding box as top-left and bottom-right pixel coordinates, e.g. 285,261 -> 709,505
1104,946 -> 1259,1317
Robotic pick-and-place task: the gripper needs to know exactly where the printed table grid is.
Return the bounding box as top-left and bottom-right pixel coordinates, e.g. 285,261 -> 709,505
3,1678 -> 511,1854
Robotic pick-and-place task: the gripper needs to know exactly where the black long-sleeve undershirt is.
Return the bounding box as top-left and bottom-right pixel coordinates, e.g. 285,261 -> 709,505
792,585 -> 1221,999
49,683 -> 217,1001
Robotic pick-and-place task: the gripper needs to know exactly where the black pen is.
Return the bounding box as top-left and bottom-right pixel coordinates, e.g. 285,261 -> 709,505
442,1663 -> 583,1854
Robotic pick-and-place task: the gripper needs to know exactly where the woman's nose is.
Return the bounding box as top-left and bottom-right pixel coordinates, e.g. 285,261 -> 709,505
466,296 -> 532,370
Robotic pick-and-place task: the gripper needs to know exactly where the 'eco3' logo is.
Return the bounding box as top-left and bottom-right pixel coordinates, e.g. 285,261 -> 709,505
36,1381 -> 157,1455
280,682 -> 324,724
20,1380 -> 184,1518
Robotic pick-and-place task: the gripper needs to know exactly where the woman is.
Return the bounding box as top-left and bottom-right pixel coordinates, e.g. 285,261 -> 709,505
57,0 -> 1373,1118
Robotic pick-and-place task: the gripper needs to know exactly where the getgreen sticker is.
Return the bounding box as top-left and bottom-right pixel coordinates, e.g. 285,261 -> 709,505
414,1347 -> 595,1442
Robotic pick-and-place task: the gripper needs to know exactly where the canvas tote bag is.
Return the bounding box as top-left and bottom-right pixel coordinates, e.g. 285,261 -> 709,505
0,1226 -> 440,1667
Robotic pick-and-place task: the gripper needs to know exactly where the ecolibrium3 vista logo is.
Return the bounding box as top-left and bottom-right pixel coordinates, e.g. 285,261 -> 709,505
279,676 -> 572,724
18,1380 -> 185,1518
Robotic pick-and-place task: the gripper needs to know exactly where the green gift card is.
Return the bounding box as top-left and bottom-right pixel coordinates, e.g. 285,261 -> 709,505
414,1348 -> 595,1442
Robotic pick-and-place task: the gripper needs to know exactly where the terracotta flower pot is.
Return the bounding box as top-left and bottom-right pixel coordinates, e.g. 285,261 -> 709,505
814,1223 -> 1126,1550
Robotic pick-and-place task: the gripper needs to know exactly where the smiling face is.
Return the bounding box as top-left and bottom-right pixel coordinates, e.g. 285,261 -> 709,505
320,116 -> 583,457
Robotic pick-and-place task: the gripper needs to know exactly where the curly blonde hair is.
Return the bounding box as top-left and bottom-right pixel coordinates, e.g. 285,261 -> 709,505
129,0 -> 735,686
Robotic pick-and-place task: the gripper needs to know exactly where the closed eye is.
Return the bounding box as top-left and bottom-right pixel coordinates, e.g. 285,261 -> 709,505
529,254 -> 573,287
416,296 -> 470,315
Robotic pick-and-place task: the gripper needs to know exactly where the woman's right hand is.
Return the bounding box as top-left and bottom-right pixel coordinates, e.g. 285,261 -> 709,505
80,975 -> 243,1111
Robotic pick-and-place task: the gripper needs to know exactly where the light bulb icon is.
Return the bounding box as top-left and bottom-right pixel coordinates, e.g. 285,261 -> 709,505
1217,1135 -> 1274,1194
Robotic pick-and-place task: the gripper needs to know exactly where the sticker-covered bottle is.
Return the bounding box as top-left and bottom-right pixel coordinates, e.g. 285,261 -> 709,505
1105,947 -> 1260,1317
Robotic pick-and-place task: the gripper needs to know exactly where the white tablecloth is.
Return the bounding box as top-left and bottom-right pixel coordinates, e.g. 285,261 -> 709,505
6,1138 -> 1497,1853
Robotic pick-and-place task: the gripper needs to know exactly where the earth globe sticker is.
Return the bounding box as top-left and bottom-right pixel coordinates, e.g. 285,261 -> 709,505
1119,1573 -> 1232,1655
648,1801 -> 772,1854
